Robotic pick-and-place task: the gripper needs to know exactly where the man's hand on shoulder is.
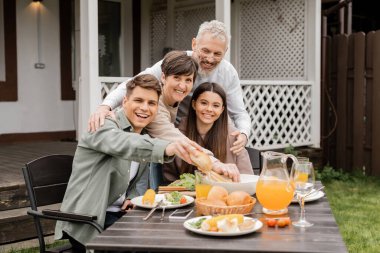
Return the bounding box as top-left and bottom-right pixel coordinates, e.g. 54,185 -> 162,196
87,105 -> 113,132
230,131 -> 248,155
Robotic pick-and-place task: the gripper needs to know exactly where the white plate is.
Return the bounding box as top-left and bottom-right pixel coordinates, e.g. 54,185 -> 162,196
131,194 -> 194,209
183,216 -> 263,237
291,190 -> 325,203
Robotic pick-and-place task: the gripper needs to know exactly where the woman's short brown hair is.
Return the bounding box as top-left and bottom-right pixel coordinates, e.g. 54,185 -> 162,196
161,51 -> 198,80
125,74 -> 162,97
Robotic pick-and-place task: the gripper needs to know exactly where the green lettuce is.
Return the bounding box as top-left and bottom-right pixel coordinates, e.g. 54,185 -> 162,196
169,173 -> 195,190
165,191 -> 182,204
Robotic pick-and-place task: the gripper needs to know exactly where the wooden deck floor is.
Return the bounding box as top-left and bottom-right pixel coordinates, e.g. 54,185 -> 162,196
0,141 -> 77,188
0,141 -> 78,244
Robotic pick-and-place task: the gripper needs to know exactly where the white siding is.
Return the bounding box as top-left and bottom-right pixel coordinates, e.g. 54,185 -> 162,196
0,0 -> 75,134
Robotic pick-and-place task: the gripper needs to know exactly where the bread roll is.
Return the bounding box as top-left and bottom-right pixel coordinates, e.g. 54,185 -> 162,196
226,191 -> 252,206
207,186 -> 228,202
190,149 -> 212,172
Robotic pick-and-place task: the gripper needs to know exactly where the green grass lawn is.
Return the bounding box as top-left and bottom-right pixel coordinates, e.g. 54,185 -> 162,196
322,171 -> 380,253
5,240 -> 68,253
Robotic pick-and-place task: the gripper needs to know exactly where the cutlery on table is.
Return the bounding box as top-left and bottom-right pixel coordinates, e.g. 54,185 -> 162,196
294,185 -> 325,201
305,186 -> 325,198
160,206 -> 166,221
143,199 -> 164,221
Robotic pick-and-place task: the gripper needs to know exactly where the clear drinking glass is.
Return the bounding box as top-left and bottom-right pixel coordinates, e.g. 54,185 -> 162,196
290,161 -> 315,227
194,170 -> 212,199
296,157 -> 310,163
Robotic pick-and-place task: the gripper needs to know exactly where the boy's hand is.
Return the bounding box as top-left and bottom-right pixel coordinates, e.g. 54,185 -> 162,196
165,138 -> 203,165
121,199 -> 134,211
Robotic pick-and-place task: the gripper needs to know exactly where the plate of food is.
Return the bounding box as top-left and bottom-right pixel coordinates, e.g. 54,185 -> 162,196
183,214 -> 263,236
131,191 -> 194,209
291,190 -> 325,203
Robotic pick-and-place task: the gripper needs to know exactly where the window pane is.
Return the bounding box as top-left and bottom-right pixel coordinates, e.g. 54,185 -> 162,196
98,0 -> 121,77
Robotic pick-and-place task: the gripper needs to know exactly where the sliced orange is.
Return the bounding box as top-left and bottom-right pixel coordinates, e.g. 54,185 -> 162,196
142,189 -> 156,206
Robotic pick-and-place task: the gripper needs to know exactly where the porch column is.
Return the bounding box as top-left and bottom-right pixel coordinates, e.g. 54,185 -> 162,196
78,0 -> 100,139
307,0 -> 321,148
215,0 -> 231,61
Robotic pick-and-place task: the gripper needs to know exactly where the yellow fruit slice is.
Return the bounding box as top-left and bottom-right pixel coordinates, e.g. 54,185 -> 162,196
142,189 -> 156,206
202,214 -> 244,231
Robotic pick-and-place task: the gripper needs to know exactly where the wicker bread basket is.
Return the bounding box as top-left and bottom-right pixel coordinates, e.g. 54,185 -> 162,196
195,197 -> 256,216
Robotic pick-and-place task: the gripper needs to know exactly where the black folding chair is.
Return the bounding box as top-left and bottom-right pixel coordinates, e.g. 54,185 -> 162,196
22,154 -> 102,253
245,147 -> 262,174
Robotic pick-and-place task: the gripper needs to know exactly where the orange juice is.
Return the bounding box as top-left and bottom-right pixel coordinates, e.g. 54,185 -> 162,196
256,178 -> 294,211
195,184 -> 212,199
294,171 -> 308,182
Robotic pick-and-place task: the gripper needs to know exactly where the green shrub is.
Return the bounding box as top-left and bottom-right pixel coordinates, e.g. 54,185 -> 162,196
315,165 -> 351,182
283,145 -> 299,156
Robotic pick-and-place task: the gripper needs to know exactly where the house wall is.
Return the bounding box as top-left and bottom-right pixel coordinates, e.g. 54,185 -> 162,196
0,0 -> 75,135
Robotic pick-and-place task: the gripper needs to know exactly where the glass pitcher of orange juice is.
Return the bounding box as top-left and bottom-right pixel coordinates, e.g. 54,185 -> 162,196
256,151 -> 298,215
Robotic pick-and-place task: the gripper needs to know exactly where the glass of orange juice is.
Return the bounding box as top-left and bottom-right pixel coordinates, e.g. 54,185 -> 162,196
290,161 -> 315,227
194,170 -> 212,199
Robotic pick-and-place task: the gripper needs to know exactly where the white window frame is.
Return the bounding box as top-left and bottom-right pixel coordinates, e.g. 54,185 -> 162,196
0,0 -> 5,81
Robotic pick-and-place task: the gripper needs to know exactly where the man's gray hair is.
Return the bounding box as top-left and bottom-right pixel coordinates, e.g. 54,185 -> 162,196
196,20 -> 230,47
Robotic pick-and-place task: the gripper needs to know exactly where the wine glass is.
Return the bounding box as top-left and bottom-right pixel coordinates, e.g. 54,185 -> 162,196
290,161 -> 315,227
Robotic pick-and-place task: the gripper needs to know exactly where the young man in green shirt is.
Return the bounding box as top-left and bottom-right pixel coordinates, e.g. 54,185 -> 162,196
55,74 -> 201,252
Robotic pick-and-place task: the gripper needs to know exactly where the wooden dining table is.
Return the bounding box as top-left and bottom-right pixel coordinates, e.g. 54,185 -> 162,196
86,182 -> 348,253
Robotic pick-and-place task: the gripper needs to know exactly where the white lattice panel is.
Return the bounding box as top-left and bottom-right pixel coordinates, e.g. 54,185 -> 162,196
239,0 -> 305,79
150,2 -> 167,64
101,82 -> 119,99
174,5 -> 215,50
243,83 -> 312,149
149,1 -> 214,63
99,77 -> 130,99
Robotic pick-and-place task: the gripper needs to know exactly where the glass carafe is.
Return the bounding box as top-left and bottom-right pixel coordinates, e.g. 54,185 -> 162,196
256,151 -> 298,215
